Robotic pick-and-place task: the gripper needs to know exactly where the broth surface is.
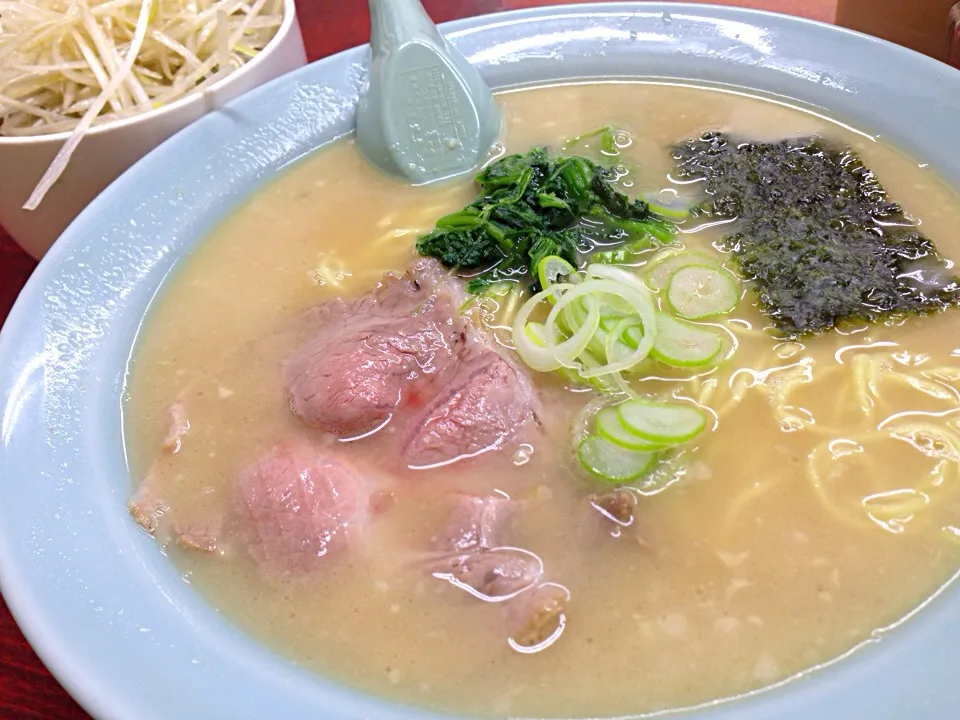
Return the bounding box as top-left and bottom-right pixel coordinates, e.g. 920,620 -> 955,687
125,83 -> 960,718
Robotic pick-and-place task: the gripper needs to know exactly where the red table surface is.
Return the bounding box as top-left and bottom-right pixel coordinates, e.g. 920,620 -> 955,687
0,1 -> 834,718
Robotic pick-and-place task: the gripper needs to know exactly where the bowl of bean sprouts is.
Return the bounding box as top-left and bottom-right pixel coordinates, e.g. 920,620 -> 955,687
0,0 -> 305,258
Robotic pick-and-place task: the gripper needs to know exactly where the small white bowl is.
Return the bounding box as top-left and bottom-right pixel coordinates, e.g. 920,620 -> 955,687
0,0 -> 306,259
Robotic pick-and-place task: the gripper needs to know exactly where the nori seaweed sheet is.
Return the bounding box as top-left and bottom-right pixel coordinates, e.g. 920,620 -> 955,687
672,132 -> 960,336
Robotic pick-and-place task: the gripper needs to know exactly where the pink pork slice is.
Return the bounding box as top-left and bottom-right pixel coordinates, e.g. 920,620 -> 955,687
434,493 -> 512,552
236,442 -> 367,575
402,352 -> 537,469
284,259 -> 469,437
285,257 -> 539,468
430,494 -> 542,601
433,495 -> 569,649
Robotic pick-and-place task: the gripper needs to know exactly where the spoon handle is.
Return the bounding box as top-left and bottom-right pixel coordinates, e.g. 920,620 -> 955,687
358,0 -> 502,184
369,0 -> 441,53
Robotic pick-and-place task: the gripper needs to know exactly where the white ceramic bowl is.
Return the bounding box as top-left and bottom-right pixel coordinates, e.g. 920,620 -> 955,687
0,0 -> 306,259
3,4 -> 960,720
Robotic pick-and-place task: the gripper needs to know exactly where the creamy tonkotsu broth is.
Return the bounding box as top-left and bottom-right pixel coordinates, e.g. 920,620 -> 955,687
125,83 -> 960,718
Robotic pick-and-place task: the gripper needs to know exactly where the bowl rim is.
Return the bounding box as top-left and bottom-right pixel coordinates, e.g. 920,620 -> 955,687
3,4 -> 960,720
0,0 -> 299,146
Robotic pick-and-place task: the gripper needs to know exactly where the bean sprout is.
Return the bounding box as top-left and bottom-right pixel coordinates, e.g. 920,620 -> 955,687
0,0 -> 284,208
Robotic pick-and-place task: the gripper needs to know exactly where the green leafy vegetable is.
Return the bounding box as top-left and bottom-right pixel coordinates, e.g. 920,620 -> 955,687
562,125 -> 621,157
417,220 -> 503,269
673,132 -> 960,336
417,139 -> 677,293
642,189 -> 691,222
590,237 -> 655,265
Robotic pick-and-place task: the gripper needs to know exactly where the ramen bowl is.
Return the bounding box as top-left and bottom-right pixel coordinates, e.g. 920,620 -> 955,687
1,4 -> 960,719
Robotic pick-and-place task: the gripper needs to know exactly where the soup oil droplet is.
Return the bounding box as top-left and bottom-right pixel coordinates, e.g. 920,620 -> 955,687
513,443 -> 534,466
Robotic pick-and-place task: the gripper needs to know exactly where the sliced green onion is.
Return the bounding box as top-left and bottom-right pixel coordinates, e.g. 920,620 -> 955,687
652,312 -> 723,368
666,265 -> 740,319
599,313 -> 629,332
562,295 -> 608,359
511,283 -> 580,372
560,350 -> 617,392
586,262 -> 651,296
595,407 -> 666,451
512,274 -> 658,378
646,250 -> 721,291
576,280 -> 657,377
617,399 -> 707,445
578,434 -> 656,483
544,286 -> 605,368
581,265 -> 657,374
512,255 -> 737,404
537,254 -> 579,295
604,315 -> 645,366
525,321 -> 548,347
